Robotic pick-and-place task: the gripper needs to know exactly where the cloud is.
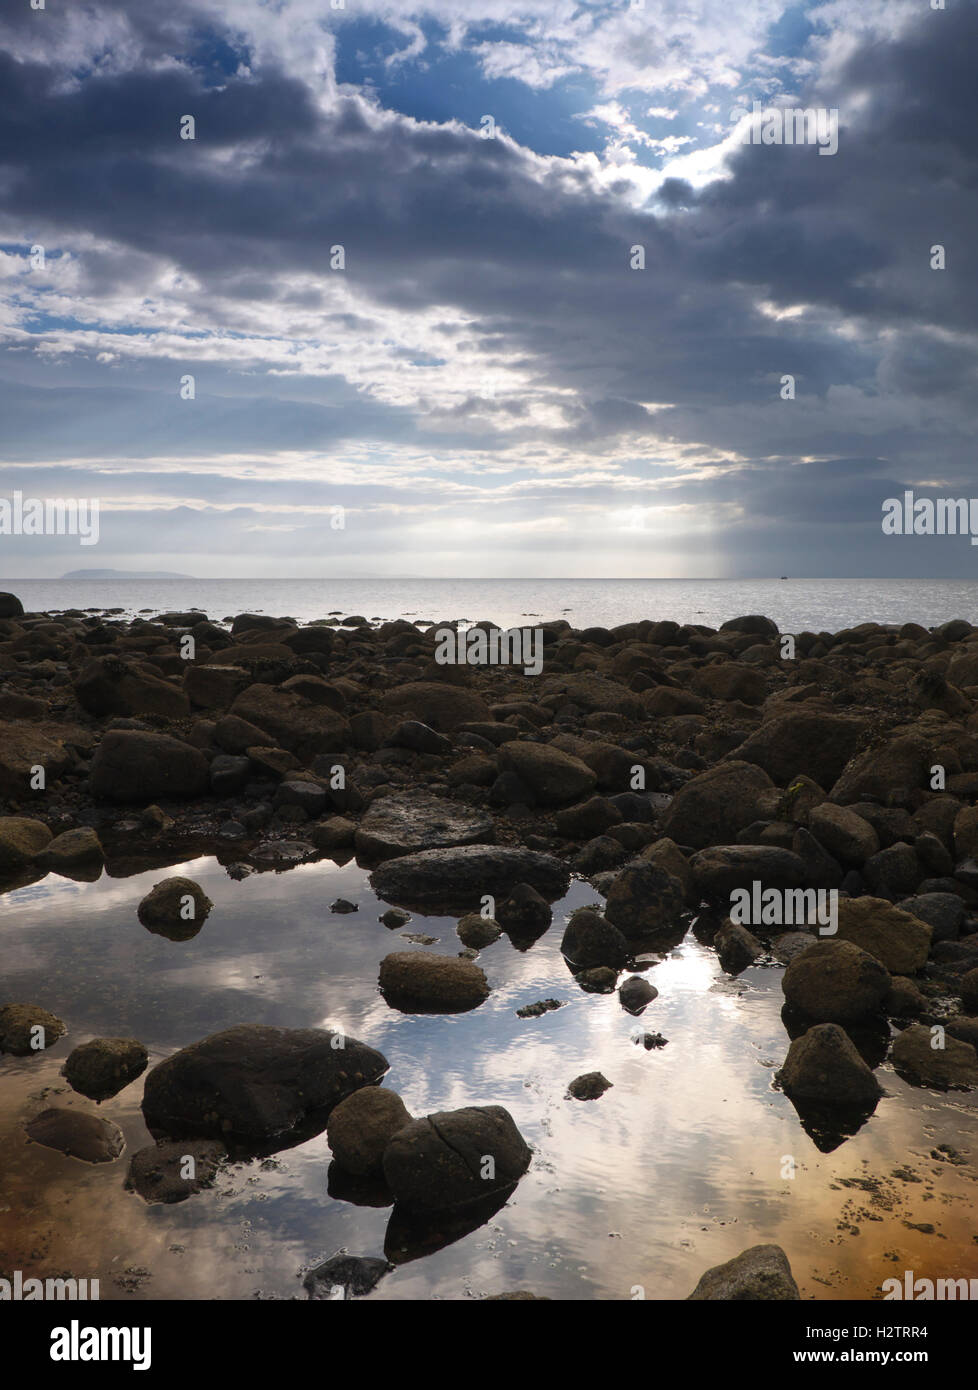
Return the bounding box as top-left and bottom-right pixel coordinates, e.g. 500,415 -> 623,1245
0,0 -> 974,577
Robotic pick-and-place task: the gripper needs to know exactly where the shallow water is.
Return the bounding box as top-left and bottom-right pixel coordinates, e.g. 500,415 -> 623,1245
2,856 -> 978,1301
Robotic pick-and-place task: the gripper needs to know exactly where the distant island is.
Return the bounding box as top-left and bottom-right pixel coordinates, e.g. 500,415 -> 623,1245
59,568 -> 195,580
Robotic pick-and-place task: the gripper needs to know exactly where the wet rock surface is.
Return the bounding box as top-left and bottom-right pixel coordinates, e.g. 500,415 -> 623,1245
687,1244 -> 800,1300
378,951 -> 490,1014
63,1037 -> 148,1100
126,1140 -> 226,1203
381,1105 -> 532,1210
141,1024 -> 389,1144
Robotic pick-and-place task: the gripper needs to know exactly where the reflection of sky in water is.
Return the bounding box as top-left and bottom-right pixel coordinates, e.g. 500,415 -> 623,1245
2,858 -> 978,1301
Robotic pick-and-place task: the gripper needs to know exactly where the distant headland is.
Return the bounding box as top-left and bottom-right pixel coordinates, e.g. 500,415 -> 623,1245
59,568 -> 195,580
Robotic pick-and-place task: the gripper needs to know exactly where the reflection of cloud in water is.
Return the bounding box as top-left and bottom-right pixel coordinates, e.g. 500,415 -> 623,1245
3,856 -> 978,1300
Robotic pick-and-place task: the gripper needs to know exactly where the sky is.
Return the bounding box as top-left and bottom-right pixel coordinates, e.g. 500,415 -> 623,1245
0,0 -> 975,579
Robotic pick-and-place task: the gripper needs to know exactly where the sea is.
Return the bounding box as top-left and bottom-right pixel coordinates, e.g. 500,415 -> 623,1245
4,575 -> 978,633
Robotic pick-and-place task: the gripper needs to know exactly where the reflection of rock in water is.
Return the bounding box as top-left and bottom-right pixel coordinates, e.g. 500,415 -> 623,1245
326,1161 -> 393,1209
384,1185 -> 516,1266
785,1096 -> 880,1153
26,1107 -> 125,1164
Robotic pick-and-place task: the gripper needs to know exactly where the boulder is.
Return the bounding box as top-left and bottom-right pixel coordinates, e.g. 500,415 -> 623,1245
808,803 -> 879,866
715,921 -> 763,975
560,908 -> 629,970
230,684 -> 352,760
619,975 -> 657,1014
0,592 -> 24,618
326,1087 -> 413,1175
126,1139 -> 226,1204
456,913 -> 502,949
776,1023 -> 882,1107
830,735 -> 932,808
834,897 -> 931,975
63,1038 -> 148,1101
0,1002 -> 66,1055
0,816 -> 53,873
90,731 -> 209,803
137,877 -> 213,941
604,861 -> 685,938
379,952 -> 489,1014
782,939 -> 891,1022
498,742 -> 597,806
37,827 -> 104,877
0,727 -> 72,797
687,1245 -> 800,1300
660,762 -> 775,850
496,882 -> 552,936
731,712 -> 869,789
382,1105 -> 531,1210
381,682 -> 491,732
354,791 -> 494,862
370,845 -> 570,911
142,1024 -> 388,1142
890,1023 -> 978,1091
690,845 -> 807,899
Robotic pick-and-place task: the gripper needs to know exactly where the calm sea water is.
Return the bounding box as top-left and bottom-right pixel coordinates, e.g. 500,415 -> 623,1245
5,577 -> 978,632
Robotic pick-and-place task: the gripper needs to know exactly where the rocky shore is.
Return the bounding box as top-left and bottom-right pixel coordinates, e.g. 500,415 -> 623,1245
4,590 -> 978,1296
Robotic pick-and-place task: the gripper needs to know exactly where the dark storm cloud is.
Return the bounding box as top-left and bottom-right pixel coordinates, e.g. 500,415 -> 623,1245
0,0 -> 975,574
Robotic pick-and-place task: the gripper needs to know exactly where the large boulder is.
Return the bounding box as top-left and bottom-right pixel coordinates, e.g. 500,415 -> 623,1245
354,792 -> 494,863
604,861 -> 685,938
0,816 -> 52,873
90,731 -> 209,803
498,742 -> 597,806
381,682 -> 491,732
776,1023 -> 882,1107
890,1023 -> 978,1091
834,897 -> 932,975
0,1002 -> 66,1055
538,673 -> 642,718
370,844 -> 570,911
141,1024 -> 388,1143
782,939 -> 891,1023
0,727 -> 72,798
808,803 -> 880,865
378,952 -> 489,1014
690,845 -> 807,899
897,893 -> 965,945
660,762 -> 775,850
382,1105 -> 532,1210
560,908 -> 629,970
0,592 -> 24,618
730,712 -> 870,789
830,735 -> 932,808
37,827 -> 104,878
687,1244 -> 800,1300
230,684 -> 352,760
